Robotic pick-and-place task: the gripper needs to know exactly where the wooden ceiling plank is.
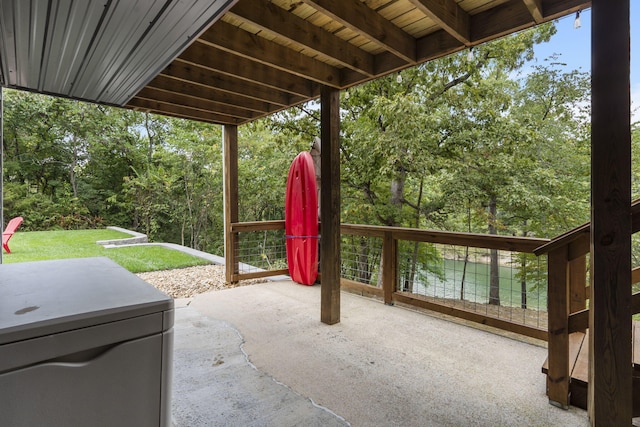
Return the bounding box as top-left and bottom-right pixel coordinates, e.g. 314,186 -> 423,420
136,87 -> 259,120
407,0 -> 471,45
522,0 -> 544,22
228,0 -> 375,77
127,97 -> 245,125
146,75 -> 277,114
163,61 -> 293,107
303,0 -> 417,63
200,20 -> 343,87
179,42 -> 318,98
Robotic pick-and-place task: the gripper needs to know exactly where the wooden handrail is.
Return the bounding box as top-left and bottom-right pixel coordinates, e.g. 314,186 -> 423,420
341,223 -> 549,252
534,198 -> 640,257
231,220 -> 285,232
232,221 -> 549,252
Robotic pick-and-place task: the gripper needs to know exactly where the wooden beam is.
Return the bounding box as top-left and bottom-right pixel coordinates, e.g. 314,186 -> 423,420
470,0 -> 534,44
320,85 -> 341,325
179,42 -> 319,98
304,0 -> 416,63
200,20 -> 342,87
163,61 -> 297,107
223,125 -> 240,285
228,0 -> 375,77
407,0 -> 470,45
145,75 -> 276,114
522,0 -> 544,22
127,98 -> 242,125
588,0 -> 632,424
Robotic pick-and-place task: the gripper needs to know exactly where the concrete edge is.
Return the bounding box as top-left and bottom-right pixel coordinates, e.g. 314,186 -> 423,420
97,226 -> 148,246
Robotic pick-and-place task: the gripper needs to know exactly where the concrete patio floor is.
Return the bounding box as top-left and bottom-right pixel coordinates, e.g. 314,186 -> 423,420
171,280 -> 588,427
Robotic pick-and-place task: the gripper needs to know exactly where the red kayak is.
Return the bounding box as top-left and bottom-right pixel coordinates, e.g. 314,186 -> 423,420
285,151 -> 319,285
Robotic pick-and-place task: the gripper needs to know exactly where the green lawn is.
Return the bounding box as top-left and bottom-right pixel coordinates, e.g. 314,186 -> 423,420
2,229 -> 211,273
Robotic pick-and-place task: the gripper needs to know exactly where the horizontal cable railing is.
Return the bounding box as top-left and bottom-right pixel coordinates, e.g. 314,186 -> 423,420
230,221 -> 289,281
340,224 -> 549,340
229,220 -> 549,339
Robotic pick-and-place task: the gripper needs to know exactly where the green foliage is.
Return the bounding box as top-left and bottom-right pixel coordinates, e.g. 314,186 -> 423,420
3,93 -> 226,253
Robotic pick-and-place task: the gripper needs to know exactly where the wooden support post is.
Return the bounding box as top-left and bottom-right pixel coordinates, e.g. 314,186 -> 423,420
382,231 -> 397,305
223,124 -> 239,285
320,86 -> 340,325
547,246 -> 570,408
589,1 -> 632,424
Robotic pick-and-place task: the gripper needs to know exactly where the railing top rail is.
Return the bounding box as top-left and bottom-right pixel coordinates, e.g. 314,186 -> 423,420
231,220 -> 284,232
232,221 -> 550,253
342,223 -> 549,253
533,198 -> 640,256
533,223 -> 589,256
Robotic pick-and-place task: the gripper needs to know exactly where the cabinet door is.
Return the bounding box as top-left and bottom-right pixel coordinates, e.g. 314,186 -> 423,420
0,334 -> 164,427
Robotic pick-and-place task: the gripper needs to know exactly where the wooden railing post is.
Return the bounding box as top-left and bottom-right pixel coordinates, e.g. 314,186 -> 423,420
223,124 -> 239,284
382,231 -> 397,305
547,246 -> 570,408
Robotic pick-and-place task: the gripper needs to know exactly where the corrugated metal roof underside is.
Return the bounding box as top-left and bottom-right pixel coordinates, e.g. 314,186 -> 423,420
0,0 -> 237,105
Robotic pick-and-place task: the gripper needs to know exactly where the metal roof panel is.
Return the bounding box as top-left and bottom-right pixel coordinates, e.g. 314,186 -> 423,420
0,0 -> 236,105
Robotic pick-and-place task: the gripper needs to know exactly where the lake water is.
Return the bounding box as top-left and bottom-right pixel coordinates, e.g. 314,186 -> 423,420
405,258 -> 548,311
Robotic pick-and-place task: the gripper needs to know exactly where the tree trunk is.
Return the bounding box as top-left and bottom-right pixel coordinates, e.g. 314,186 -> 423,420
69,136 -> 79,198
520,224 -> 528,309
357,236 -> 372,284
407,178 -> 424,293
460,202 -> 471,300
488,196 -> 500,305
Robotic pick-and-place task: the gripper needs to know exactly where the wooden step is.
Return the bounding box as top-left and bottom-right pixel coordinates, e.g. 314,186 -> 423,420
542,321 -> 640,415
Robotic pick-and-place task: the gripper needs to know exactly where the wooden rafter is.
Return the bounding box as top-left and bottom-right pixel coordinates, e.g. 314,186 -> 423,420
135,87 -> 259,120
200,20 -> 344,87
407,0 -> 470,45
177,42 -> 318,98
161,61 -> 297,107
227,0 -> 376,77
303,0 -> 417,63
522,0 -> 544,22
145,75 -> 277,114
128,98 -> 242,124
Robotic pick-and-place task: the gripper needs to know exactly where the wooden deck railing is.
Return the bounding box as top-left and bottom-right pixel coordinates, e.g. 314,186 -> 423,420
229,220 -> 550,340
533,198 -> 640,409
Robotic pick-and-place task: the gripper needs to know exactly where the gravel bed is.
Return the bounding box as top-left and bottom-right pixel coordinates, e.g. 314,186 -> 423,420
137,264 -> 267,299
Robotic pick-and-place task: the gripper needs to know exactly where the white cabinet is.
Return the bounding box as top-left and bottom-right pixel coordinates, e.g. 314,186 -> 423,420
0,257 -> 173,427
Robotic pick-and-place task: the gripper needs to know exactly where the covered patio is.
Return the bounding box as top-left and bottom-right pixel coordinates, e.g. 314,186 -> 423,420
0,0 -> 635,424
